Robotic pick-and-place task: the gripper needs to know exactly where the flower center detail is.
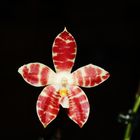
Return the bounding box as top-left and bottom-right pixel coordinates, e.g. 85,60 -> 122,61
59,87 -> 68,97
54,72 -> 74,93
59,77 -> 68,97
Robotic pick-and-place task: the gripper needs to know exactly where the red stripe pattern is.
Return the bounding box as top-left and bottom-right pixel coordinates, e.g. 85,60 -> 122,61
52,28 -> 77,72
72,64 -> 110,87
36,85 -> 60,127
18,63 -> 56,87
67,86 -> 90,127
18,29 -> 110,128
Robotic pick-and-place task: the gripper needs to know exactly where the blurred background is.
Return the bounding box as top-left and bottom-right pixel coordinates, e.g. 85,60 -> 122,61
0,0 -> 140,139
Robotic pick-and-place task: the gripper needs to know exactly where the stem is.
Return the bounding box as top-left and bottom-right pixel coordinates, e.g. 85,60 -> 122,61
124,122 -> 132,140
123,95 -> 140,140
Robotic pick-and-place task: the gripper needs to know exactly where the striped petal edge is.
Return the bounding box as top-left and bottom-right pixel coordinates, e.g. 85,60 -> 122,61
52,28 -> 77,73
18,63 -> 56,87
36,85 -> 60,127
67,86 -> 90,127
72,64 -> 110,88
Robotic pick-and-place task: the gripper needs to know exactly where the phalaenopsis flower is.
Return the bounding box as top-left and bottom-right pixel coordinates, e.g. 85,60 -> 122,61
18,28 -> 110,128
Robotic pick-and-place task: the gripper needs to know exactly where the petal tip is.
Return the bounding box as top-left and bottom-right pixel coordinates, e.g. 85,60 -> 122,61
103,71 -> 110,80
77,120 -> 87,128
18,66 -> 23,74
64,27 -> 67,31
79,123 -> 84,128
43,124 -> 47,128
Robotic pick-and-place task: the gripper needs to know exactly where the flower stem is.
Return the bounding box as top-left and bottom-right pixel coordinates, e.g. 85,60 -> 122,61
123,85 -> 140,140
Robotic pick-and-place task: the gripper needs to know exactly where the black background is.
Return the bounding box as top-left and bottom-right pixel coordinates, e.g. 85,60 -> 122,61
0,0 -> 140,140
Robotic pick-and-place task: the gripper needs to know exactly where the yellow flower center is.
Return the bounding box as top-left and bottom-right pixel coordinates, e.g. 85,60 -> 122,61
59,77 -> 68,97
59,87 -> 68,97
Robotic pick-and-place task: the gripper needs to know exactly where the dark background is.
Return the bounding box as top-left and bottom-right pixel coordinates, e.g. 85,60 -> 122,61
0,0 -> 140,140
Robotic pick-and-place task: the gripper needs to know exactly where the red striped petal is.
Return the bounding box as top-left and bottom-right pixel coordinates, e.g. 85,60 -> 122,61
18,63 -> 56,87
72,64 -> 110,87
67,86 -> 90,127
52,28 -> 77,72
36,85 -> 60,127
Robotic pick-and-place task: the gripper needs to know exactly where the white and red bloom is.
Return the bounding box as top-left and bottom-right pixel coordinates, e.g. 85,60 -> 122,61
18,28 -> 110,128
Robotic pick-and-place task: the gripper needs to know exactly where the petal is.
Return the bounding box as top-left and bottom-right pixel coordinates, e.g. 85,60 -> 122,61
52,27 -> 77,73
67,86 -> 90,127
18,63 -> 56,87
36,85 -> 60,127
72,64 -> 110,87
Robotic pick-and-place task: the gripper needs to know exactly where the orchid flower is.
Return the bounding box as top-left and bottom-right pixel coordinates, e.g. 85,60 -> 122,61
18,28 -> 110,128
